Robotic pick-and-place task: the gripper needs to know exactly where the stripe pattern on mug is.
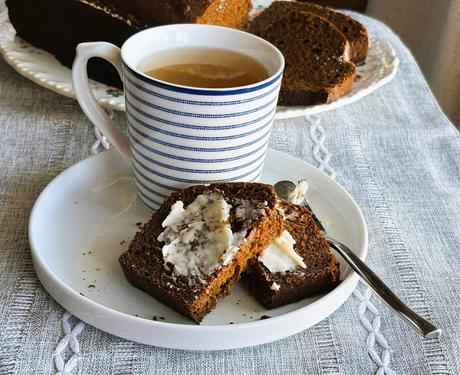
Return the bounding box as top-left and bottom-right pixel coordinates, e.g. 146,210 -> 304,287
123,64 -> 282,211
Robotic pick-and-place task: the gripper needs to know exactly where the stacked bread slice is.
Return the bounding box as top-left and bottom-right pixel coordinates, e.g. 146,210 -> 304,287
248,1 -> 368,106
119,182 -> 284,323
119,182 -> 340,323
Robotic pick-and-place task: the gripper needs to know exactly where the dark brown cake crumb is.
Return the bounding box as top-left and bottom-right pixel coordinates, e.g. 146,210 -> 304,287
260,315 -> 271,320
135,222 -> 142,227
88,284 -> 95,288
120,240 -> 126,245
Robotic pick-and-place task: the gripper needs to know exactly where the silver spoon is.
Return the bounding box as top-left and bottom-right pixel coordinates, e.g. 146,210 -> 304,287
274,180 -> 442,339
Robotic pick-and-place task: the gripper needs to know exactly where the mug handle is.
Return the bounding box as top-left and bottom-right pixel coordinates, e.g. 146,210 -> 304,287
72,42 -> 130,159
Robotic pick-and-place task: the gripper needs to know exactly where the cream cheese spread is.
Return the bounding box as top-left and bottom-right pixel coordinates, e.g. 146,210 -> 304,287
158,192 -> 245,280
259,230 -> 306,273
290,179 -> 309,204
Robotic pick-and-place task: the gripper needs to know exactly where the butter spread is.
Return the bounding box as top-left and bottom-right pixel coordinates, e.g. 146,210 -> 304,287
158,192 -> 245,280
284,210 -> 298,220
259,230 -> 306,273
289,179 -> 309,204
235,199 -> 265,221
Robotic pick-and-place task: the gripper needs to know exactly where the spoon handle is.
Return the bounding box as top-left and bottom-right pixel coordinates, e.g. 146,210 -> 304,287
327,237 -> 442,339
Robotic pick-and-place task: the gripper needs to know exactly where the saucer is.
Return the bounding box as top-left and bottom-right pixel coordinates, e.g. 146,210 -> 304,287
29,148 -> 368,350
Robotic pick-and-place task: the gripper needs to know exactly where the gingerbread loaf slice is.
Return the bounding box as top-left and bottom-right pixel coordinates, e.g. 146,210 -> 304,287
248,1 -> 356,106
242,200 -> 340,309
119,182 -> 283,323
285,1 -> 368,63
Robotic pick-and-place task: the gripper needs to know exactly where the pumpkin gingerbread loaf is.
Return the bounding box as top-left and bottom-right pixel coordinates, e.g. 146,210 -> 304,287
6,0 -> 252,87
101,0 -> 252,29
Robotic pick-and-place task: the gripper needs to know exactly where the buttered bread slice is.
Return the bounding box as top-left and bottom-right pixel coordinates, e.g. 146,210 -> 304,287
242,199 -> 340,308
119,182 -> 283,323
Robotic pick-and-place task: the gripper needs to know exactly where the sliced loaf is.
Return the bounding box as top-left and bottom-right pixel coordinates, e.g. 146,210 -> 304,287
249,1 -> 356,106
287,1 -> 368,63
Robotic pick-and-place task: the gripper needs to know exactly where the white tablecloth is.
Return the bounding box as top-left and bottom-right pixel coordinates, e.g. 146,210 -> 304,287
0,4 -> 459,374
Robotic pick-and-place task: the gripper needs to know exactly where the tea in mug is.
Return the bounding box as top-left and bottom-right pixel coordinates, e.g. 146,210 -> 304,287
139,47 -> 269,88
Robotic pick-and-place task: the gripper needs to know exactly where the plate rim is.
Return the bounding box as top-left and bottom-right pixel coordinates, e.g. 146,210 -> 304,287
28,148 -> 368,349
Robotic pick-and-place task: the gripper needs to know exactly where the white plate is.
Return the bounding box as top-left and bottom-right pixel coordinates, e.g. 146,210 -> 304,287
29,148 -> 368,350
0,7 -> 398,119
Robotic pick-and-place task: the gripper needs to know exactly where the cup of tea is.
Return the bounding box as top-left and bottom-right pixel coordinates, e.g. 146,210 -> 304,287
72,24 -> 284,211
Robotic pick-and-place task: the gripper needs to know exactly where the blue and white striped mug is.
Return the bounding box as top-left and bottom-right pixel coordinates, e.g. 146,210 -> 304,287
72,24 -> 284,211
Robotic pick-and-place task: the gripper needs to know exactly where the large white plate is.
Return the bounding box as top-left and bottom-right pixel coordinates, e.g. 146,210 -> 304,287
29,148 -> 368,350
0,7 -> 398,119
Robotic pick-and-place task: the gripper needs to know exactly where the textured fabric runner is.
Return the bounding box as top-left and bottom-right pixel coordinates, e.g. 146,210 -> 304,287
0,3 -> 459,374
